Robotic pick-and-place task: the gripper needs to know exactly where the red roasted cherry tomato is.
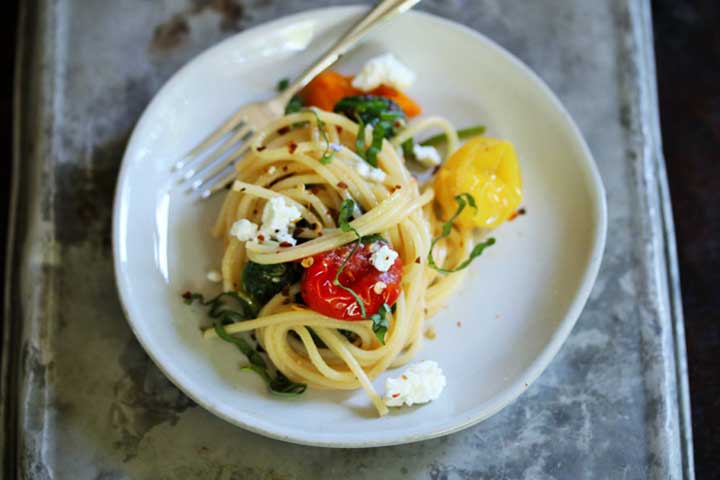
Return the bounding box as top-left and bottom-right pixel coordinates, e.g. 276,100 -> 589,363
300,241 -> 403,320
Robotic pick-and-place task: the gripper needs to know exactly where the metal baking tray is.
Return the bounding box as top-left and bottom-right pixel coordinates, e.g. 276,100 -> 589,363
2,0 -> 693,478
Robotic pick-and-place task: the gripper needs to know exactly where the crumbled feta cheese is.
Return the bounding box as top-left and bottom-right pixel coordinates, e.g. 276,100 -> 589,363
384,361 -> 446,407
351,53 -> 416,91
352,158 -> 386,182
373,281 -> 387,294
412,144 -> 442,168
370,244 -> 399,272
230,219 -> 258,241
330,143 -> 343,152
206,270 -> 222,283
259,196 -> 302,245
267,165 -> 277,175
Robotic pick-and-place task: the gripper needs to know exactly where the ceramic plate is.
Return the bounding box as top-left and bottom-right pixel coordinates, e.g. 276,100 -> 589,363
113,6 -> 606,447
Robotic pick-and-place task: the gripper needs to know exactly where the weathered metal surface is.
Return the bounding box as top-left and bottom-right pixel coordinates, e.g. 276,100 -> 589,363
3,0 -> 693,478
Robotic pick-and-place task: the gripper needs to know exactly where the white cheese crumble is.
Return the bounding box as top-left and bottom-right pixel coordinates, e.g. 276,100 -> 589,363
206,270 -> 222,283
267,165 -> 277,175
260,196 -> 302,246
230,219 -> 258,242
370,244 -> 399,272
351,53 -> 416,91
351,157 -> 386,182
384,361 -> 446,407
329,143 -> 343,152
412,144 -> 442,168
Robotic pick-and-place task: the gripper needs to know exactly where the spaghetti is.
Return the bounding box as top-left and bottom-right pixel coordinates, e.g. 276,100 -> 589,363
204,109 -> 481,416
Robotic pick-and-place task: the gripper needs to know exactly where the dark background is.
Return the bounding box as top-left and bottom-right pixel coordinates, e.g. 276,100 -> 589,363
1,0 -> 717,477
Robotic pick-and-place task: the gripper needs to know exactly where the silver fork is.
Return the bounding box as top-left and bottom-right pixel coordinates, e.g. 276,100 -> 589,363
174,0 -> 422,199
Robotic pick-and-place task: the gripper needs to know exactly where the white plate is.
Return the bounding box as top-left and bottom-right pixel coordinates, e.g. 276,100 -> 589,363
113,6 -> 606,447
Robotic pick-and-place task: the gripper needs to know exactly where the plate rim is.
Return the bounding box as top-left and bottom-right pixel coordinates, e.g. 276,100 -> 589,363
112,5 -> 608,448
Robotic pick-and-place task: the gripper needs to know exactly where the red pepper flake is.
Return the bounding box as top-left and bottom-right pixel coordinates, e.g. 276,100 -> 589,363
508,207 -> 527,221
277,126 -> 290,135
279,241 -> 293,247
288,142 -> 298,154
257,234 -> 265,241
252,209 -> 258,215
337,181 -> 348,189
394,184 -> 402,190
336,126 -> 343,134
283,166 -> 289,172
310,187 -> 321,195
415,257 -> 421,264
256,146 -> 267,152
181,291 -> 192,300
432,165 -> 441,175
391,393 -> 400,398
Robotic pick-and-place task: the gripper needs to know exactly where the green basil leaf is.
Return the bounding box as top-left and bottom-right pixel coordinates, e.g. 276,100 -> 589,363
184,291 -> 306,397
427,193 -> 496,273
420,125 -> 486,147
369,303 -> 390,344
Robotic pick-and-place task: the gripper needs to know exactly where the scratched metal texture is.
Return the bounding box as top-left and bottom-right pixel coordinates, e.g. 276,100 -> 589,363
2,0 -> 693,478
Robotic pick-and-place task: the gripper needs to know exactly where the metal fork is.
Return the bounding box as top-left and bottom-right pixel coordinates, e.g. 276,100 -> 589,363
174,0 -> 422,199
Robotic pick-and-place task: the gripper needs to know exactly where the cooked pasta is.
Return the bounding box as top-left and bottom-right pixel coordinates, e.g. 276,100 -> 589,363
203,109 -> 479,416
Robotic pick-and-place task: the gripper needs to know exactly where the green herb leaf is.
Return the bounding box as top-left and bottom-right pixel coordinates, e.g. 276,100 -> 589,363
276,78 -> 290,92
427,193 -> 496,273
183,291 -> 259,319
365,122 -> 386,167
285,95 -> 304,114
360,233 -> 387,245
421,125 -> 487,147
355,116 -> 366,159
334,95 -> 406,167
268,370 -> 308,396
334,95 -> 406,135
184,291 -> 306,396
369,303 -> 390,344
339,329 -> 359,343
333,199 -> 366,318
242,261 -> 302,304
338,198 -> 356,233
307,109 -> 335,164
213,317 -> 266,369
401,138 -> 416,162
333,240 -> 367,319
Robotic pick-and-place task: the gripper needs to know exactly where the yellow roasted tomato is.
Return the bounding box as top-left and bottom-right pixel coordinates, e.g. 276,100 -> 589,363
434,137 -> 522,229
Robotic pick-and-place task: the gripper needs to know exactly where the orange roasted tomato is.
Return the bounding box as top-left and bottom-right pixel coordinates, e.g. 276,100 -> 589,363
300,241 -> 402,320
434,137 -> 523,229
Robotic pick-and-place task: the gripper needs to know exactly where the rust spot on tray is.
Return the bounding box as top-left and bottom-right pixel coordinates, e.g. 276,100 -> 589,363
55,132 -> 130,250
193,0 -> 245,31
151,14 -> 190,51
150,0 -> 245,51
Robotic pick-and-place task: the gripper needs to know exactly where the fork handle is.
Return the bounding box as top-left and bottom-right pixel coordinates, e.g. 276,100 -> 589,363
277,0 -> 422,104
